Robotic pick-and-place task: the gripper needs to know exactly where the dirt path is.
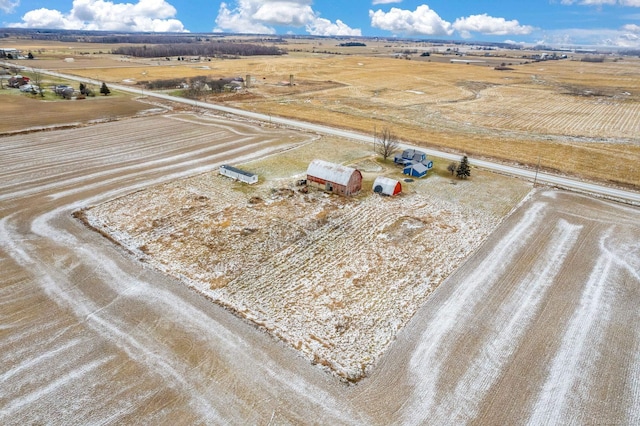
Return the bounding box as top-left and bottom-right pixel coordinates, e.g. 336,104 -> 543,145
1,114 -> 638,424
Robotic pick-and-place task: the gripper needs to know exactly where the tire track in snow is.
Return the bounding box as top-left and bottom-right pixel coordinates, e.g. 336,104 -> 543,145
1,214 -> 228,422
402,200 -> 547,424
527,230 -> 617,425
430,219 -> 582,423
0,356 -> 114,420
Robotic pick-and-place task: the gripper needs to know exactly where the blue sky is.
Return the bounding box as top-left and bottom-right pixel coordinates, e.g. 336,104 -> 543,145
1,1 -> 640,48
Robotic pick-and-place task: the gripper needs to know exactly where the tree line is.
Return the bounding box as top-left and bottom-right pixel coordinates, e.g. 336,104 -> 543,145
113,42 -> 285,58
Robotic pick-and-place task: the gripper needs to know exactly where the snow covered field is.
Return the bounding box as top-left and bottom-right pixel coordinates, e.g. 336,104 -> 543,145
1,112 -> 638,424
83,146 -> 529,380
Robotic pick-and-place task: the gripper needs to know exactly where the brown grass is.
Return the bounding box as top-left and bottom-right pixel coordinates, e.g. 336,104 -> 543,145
5,37 -> 640,188
0,90 -> 154,133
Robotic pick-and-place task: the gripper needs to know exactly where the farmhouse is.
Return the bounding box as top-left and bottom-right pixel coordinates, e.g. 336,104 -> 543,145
394,149 -> 427,166
395,148 -> 433,178
373,176 -> 402,196
306,159 -> 362,196
219,165 -> 258,184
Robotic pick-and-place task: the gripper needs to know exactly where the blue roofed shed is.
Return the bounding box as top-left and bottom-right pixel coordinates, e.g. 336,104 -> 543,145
403,162 -> 429,178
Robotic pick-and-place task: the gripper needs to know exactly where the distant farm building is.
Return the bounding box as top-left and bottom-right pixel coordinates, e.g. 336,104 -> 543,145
373,176 -> 402,196
0,48 -> 19,58
306,159 -> 362,196
219,165 -> 258,184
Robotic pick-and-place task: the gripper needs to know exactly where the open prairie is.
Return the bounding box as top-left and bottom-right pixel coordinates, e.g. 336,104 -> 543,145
1,108 -> 639,423
13,37 -> 638,188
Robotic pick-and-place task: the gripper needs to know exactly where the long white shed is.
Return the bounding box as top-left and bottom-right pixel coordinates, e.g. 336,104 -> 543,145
219,165 -> 258,184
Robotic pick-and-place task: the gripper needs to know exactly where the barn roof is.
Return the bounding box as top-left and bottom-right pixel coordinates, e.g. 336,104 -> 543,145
373,176 -> 401,195
307,159 -> 359,186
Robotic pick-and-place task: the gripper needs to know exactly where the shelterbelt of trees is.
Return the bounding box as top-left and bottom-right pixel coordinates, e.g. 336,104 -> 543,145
113,42 -> 285,58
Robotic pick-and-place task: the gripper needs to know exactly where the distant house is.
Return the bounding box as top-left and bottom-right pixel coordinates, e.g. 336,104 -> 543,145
373,176 -> 402,196
219,165 -> 258,184
403,162 -> 429,178
0,48 -> 19,58
306,159 -> 362,196
7,75 -> 30,88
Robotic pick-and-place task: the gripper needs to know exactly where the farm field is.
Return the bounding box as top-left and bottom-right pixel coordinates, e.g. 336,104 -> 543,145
15,40 -> 637,188
0,90 -> 158,134
81,136 -> 530,381
1,34 -> 639,424
0,112 -> 638,423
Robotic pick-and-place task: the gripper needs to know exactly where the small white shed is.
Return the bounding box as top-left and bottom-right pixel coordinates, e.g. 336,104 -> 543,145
220,165 -> 258,184
373,176 -> 402,196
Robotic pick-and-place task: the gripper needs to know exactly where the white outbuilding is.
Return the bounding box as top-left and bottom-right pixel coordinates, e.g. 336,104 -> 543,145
373,176 -> 402,196
219,165 -> 258,184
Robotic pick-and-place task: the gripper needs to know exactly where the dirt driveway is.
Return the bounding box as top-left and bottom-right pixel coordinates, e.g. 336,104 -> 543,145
1,113 -> 638,424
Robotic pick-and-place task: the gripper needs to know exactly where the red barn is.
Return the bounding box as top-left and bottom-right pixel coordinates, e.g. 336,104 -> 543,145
306,159 -> 362,196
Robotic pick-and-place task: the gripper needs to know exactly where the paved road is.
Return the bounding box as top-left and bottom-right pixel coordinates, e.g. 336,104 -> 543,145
14,63 -> 640,205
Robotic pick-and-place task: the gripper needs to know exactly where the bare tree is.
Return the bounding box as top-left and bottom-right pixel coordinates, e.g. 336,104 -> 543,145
30,70 -> 45,97
374,126 -> 399,161
447,161 -> 457,175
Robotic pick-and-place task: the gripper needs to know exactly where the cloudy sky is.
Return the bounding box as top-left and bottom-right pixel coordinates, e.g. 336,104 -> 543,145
2,0 -> 640,48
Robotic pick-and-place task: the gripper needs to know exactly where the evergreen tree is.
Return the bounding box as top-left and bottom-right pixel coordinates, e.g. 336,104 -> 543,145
28,52 -> 34,59
456,155 -> 471,179
79,83 -> 86,94
100,82 -> 111,96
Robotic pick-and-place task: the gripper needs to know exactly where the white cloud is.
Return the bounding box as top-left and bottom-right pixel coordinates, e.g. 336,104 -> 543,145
0,0 -> 19,14
453,14 -> 534,38
560,0 -> 616,4
622,23 -> 640,31
214,0 -> 359,37
254,1 -> 316,27
215,2 -> 276,34
535,27 -> 640,48
9,0 -> 186,32
372,0 -> 402,4
306,18 -> 361,36
215,0 -> 316,33
560,0 -> 640,5
369,5 -> 453,36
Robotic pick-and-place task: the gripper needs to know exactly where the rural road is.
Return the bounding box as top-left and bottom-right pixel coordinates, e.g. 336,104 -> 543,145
15,63 -> 640,205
